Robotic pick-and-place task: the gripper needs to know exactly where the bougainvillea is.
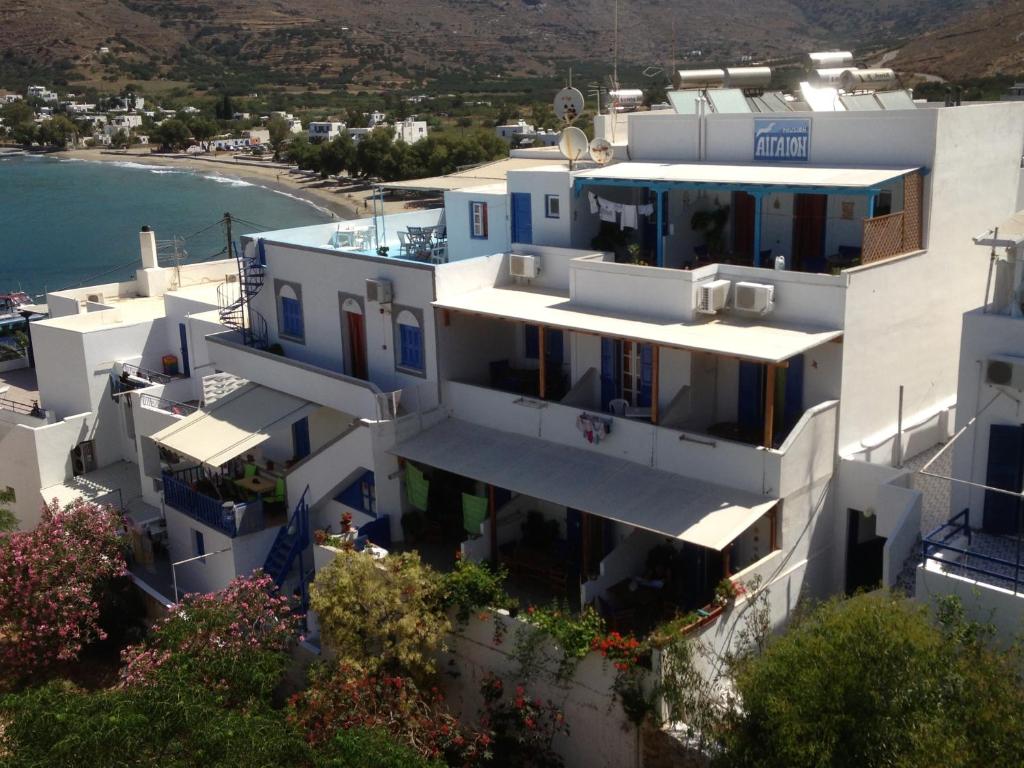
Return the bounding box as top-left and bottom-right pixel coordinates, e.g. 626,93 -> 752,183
119,571 -> 297,702
591,631 -> 642,673
288,664 -> 491,766
0,499 -> 127,685
478,673 -> 570,768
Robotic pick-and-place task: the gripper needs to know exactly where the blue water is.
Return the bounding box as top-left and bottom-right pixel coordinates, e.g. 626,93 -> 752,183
0,155 -> 332,298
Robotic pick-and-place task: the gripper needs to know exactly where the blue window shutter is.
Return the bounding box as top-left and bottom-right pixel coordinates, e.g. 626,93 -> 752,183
281,296 -> 303,338
524,324 -> 539,359
194,530 -> 205,558
546,329 -> 564,365
511,192 -> 533,244
738,361 -> 765,430
399,324 -> 423,371
600,338 -> 620,410
292,416 -> 310,460
983,424 -> 1024,535
257,238 -> 267,265
638,344 -> 654,407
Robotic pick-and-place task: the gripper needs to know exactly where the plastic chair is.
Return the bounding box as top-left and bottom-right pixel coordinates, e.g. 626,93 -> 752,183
267,478 -> 285,504
243,463 -> 258,479
608,398 -> 628,417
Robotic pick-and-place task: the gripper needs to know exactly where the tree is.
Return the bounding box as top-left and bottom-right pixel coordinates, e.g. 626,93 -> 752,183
309,550 -> 448,683
0,499 -> 127,686
153,118 -> 192,151
0,100 -> 35,145
286,134 -> 322,173
110,129 -> 130,149
716,593 -> 1024,768
267,116 -> 291,160
188,117 -> 219,150
36,115 -> 78,148
319,133 -> 356,178
215,93 -> 235,121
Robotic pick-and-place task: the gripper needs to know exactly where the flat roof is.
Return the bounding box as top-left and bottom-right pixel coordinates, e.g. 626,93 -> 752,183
38,282 -> 222,333
391,418 -> 777,550
379,157 -> 568,193
574,162 -> 918,190
434,286 -> 841,364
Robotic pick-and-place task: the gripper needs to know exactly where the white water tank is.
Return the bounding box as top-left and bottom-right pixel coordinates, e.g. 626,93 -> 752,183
674,68 -> 726,89
840,68 -> 898,92
808,51 -> 854,69
725,67 -> 772,89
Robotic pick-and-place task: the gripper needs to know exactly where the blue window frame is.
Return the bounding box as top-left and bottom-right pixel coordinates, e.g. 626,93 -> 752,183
292,416 -> 311,460
398,323 -> 424,372
280,295 -> 304,340
469,201 -> 488,239
545,194 -> 560,219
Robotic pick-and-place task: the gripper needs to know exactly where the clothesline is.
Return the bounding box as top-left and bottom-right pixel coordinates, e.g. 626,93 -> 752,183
588,192 -> 655,231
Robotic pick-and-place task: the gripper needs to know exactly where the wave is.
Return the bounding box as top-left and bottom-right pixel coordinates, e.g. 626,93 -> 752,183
200,173 -> 254,188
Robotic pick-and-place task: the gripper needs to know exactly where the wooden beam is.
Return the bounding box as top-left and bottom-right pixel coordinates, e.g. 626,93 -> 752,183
722,544 -> 732,578
651,345 -> 660,424
538,324 -> 547,400
769,505 -> 778,551
763,363 -> 777,448
488,484 -> 497,564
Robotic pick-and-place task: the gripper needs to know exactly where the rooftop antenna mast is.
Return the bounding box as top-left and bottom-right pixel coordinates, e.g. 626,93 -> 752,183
613,0 -> 620,90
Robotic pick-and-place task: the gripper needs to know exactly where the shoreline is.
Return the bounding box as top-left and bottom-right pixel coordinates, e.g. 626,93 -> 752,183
55,149 -> 414,221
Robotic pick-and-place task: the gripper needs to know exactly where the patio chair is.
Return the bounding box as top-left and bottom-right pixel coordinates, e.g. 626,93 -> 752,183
266,478 -> 285,505
243,463 -> 258,480
397,230 -> 410,255
759,248 -> 773,264
608,398 -> 628,417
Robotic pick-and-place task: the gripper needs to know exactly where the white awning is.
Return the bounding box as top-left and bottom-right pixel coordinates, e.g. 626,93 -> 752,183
434,286 -> 841,364
974,210 -> 1024,247
150,384 -> 316,467
574,162 -> 918,190
379,158 -> 568,192
390,419 -> 777,550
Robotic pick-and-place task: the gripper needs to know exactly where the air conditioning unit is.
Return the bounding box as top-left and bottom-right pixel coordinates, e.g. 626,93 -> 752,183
696,279 -> 731,315
86,292 -> 104,304
734,282 -> 775,315
224,273 -> 237,283
986,356 -> 1024,391
365,277 -> 393,305
509,253 -> 540,279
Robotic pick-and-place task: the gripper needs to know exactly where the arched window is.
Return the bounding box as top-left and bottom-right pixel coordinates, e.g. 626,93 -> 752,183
395,310 -> 423,373
278,284 -> 304,341
341,297 -> 363,316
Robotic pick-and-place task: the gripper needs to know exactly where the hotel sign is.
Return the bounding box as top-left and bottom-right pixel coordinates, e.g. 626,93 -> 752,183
754,119 -> 811,162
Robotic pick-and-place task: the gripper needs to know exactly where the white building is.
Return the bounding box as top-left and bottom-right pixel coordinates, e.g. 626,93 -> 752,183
27,85 -> 57,102
495,119 -> 535,142
308,121 -> 346,142
394,117 -> 428,144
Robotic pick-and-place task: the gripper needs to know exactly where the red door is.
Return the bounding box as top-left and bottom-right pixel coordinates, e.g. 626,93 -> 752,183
345,311 -> 368,380
792,194 -> 828,272
732,192 -> 756,264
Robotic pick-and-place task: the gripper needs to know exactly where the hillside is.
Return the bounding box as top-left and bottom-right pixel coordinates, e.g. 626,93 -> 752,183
893,0 -> 1024,80
0,0 -> 995,92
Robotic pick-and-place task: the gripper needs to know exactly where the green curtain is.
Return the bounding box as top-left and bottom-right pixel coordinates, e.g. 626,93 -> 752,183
405,463 -> 430,512
462,493 -> 489,535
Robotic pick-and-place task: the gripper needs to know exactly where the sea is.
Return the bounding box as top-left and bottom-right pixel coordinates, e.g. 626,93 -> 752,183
0,154 -> 334,298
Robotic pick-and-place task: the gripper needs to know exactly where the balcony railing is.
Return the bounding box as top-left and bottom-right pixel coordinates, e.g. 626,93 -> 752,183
122,362 -> 182,385
139,393 -> 198,417
162,471 -> 238,536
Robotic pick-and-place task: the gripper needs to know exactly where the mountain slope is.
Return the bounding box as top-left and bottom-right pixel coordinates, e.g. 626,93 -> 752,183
0,0 -> 995,90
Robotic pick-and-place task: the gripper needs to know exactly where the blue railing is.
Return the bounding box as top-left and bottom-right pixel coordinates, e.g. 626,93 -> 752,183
922,508 -> 1024,594
162,472 -> 237,537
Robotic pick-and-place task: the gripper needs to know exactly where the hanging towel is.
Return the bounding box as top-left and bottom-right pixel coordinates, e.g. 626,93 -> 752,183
588,191 -> 599,215
599,199 -> 618,223
462,493 -> 489,535
405,463 -> 430,512
638,203 -> 654,217
620,205 -> 638,230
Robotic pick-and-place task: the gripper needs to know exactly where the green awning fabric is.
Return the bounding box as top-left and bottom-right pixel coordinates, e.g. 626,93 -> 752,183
462,493 -> 489,536
405,463 -> 430,512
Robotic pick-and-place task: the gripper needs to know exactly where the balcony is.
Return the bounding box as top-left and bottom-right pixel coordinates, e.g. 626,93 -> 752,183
207,330 -> 418,421
161,471 -> 265,537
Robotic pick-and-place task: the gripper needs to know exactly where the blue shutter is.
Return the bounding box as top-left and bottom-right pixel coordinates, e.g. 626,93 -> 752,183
399,324 -> 423,371
511,192 -> 533,244
738,361 -> 765,431
281,297 -> 303,338
600,338 -> 620,410
524,324 -> 539,359
292,416 -> 310,460
256,238 -> 267,265
546,329 -> 564,366
178,322 -> 191,377
783,354 -> 805,430
638,344 -> 654,407
194,530 -> 205,558
983,424 -> 1024,535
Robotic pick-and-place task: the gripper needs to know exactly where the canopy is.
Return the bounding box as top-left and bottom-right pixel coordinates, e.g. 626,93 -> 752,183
151,383 -> 316,467
390,419 -> 777,550
434,286 -> 841,364
574,162 -> 918,192
379,158 -> 567,193
974,210 -> 1024,247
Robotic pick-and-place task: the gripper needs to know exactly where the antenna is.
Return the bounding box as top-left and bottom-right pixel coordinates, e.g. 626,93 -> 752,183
613,0 -> 620,90
588,138 -> 615,165
558,127 -> 589,170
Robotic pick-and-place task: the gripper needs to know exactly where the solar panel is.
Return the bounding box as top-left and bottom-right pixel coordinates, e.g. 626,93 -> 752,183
840,93 -> 882,111
759,92 -> 792,112
875,90 -> 917,111
667,90 -> 701,114
706,88 -> 751,114
799,82 -> 845,112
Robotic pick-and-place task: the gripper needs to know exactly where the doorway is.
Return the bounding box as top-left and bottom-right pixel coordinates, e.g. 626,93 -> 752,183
982,423 -> 1024,535
792,194 -> 828,272
732,191 -> 756,264
845,508 -> 884,594
343,300 -> 368,380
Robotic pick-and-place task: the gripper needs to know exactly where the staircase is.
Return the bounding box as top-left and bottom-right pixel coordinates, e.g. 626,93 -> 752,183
219,238 -> 269,349
263,485 -> 312,611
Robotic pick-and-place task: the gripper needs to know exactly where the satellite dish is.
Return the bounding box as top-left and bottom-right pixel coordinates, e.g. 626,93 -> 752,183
558,127 -> 589,165
553,87 -> 585,123
588,137 -> 614,165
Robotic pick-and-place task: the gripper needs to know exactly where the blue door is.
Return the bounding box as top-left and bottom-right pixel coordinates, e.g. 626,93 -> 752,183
983,424 -> 1024,535
738,362 -> 765,432
511,192 -> 533,244
545,329 -> 564,366
292,417 -> 311,461
600,338 -> 620,410
178,323 -> 191,377
638,344 -> 654,407
782,354 -> 805,432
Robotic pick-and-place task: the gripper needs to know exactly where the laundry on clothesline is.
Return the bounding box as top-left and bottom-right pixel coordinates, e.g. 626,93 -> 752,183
590,194 -> 655,230
599,199 -> 621,223
620,205 -> 638,230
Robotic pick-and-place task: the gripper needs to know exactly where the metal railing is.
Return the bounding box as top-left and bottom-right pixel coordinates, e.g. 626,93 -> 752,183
139,393 -> 198,417
162,471 -> 237,537
922,508 -> 1024,594
122,362 -> 180,385
0,395 -> 45,418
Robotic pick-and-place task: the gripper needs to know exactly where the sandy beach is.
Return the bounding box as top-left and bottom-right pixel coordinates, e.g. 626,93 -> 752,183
57,148 -> 429,221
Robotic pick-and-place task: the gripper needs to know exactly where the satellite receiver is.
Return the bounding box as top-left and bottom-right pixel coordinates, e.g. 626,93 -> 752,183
553,86 -> 585,124
588,137 -> 614,165
558,126 -> 589,169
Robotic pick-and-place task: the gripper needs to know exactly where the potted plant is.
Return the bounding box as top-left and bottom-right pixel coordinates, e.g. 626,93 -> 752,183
314,528 -> 329,545
714,577 -> 740,608
691,205 -> 731,255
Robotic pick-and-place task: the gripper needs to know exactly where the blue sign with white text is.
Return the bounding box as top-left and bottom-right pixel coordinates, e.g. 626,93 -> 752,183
754,119 -> 811,162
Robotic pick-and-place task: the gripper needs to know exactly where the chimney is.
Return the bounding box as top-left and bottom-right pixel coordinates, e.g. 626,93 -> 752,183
139,226 -> 158,269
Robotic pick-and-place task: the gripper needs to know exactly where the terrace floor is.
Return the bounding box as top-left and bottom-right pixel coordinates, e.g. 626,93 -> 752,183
0,365 -> 39,405
925,530 -> 1024,595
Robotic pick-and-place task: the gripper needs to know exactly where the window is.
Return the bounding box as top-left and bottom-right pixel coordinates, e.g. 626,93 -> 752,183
278,284 -> 304,341
470,201 -> 488,239
545,194 -> 560,219
524,324 -> 540,359
875,190 -> 893,217
395,309 -> 425,373
193,529 -> 205,562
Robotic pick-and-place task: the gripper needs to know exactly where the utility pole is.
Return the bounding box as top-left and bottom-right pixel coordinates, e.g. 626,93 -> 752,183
224,212 -> 234,260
